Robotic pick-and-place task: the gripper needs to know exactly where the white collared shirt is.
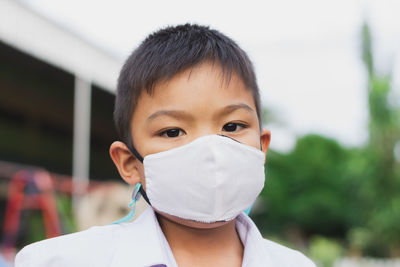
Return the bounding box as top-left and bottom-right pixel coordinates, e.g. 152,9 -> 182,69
15,207 -> 315,267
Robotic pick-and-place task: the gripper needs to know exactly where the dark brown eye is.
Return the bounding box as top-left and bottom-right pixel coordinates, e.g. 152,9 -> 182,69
166,129 -> 180,137
223,123 -> 238,132
159,128 -> 184,138
222,122 -> 248,133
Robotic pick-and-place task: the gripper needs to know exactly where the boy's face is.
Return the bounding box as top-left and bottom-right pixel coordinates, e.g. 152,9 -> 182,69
110,62 -> 270,227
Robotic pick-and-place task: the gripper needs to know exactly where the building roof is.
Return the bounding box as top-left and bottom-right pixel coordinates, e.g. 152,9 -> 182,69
0,0 -> 122,92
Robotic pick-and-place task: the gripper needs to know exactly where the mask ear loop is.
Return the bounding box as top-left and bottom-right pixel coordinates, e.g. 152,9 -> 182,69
244,203 -> 254,215
109,183 -> 142,224
126,140 -> 152,205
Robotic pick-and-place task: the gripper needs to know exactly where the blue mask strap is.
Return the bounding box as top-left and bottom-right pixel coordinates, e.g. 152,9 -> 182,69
109,183 -> 142,224
244,203 -> 254,215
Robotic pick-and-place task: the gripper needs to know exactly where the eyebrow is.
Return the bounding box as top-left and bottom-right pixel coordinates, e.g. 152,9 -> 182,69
146,103 -> 255,123
146,110 -> 194,122
215,103 -> 255,118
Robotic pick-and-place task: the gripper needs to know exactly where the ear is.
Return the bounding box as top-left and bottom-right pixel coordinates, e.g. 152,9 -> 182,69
109,141 -> 142,185
260,129 -> 271,162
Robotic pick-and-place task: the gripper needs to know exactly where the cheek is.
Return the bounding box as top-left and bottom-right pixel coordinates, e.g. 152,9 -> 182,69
237,129 -> 261,150
145,139 -> 187,156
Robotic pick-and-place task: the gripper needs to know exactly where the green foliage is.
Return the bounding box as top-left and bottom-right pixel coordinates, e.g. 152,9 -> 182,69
18,194 -> 76,249
361,22 -> 374,77
254,21 -> 400,258
56,194 -> 77,234
23,211 -> 46,246
255,135 -> 360,237
309,236 -> 344,267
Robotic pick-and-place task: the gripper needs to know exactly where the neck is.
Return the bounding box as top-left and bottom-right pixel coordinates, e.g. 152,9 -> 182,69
157,214 -> 243,266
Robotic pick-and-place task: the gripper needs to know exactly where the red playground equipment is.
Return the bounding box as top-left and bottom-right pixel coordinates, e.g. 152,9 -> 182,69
1,170 -> 61,261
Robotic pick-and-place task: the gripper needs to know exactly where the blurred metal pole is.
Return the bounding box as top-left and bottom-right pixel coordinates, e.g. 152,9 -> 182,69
72,77 -> 91,214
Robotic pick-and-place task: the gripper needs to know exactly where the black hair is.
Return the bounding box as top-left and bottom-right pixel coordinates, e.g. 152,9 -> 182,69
114,23 -> 261,146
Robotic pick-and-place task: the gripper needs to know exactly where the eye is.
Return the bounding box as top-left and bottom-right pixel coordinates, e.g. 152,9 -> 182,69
222,122 -> 247,132
158,128 -> 185,138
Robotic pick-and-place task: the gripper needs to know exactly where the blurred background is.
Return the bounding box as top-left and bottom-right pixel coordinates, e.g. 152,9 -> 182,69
0,0 -> 399,266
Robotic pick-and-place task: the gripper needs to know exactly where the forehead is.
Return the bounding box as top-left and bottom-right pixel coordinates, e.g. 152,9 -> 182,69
131,62 -> 256,123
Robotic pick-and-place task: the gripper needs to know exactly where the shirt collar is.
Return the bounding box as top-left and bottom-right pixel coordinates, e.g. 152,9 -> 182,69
235,213 -> 274,266
110,207 -> 169,267
111,207 -> 271,267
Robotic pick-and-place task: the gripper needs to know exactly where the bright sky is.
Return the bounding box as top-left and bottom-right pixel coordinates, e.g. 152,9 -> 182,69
21,0 -> 400,151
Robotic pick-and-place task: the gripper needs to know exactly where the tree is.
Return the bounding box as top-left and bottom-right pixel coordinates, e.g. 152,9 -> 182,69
356,21 -> 400,257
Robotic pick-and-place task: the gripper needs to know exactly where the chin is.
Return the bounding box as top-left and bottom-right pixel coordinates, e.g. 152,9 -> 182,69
155,209 -> 234,229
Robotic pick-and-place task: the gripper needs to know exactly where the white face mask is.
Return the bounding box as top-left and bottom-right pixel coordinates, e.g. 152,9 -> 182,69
143,135 -> 266,223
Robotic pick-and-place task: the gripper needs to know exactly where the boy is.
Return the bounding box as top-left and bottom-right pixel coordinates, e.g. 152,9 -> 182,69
15,24 -> 315,266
